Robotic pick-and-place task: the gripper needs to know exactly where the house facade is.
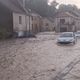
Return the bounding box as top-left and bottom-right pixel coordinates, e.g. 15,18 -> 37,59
0,0 -> 31,36
13,13 -> 27,32
30,12 -> 43,33
42,18 -> 54,31
0,0 -> 44,37
54,11 -> 80,32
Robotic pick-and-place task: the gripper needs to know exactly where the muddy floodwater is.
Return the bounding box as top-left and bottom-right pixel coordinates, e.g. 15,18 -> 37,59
0,32 -> 80,80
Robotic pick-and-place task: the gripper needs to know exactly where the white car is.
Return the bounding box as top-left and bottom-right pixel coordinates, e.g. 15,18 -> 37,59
57,32 -> 76,44
75,31 -> 80,38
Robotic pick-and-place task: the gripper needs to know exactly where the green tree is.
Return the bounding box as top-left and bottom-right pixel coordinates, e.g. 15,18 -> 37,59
24,0 -> 57,17
58,4 -> 79,12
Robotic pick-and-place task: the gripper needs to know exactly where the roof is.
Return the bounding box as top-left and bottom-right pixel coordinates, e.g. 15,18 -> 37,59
0,0 -> 28,14
54,11 -> 80,19
47,17 -> 54,23
69,11 -> 80,18
64,12 -> 77,18
43,17 -> 54,23
27,8 -> 42,17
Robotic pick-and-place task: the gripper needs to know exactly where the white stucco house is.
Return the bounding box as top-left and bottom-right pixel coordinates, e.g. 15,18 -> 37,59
0,0 -> 44,37
0,0 -> 32,36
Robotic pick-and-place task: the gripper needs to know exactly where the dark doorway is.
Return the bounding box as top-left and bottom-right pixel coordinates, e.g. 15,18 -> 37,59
60,19 -> 65,24
60,27 -> 67,32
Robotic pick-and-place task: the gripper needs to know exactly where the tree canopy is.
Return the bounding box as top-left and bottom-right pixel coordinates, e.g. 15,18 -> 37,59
23,0 -> 57,17
58,4 -> 79,13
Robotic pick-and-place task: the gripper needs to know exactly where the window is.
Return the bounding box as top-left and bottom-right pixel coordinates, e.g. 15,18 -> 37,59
45,23 -> 49,26
60,19 -> 65,24
33,17 -> 36,20
19,16 -> 22,24
35,24 -> 37,27
32,16 -> 33,20
32,24 -> 33,27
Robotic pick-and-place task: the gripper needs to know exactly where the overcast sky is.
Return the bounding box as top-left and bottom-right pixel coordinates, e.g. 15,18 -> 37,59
49,0 -> 80,8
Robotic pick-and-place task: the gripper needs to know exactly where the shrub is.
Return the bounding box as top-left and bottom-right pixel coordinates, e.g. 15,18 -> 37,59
0,27 -> 12,39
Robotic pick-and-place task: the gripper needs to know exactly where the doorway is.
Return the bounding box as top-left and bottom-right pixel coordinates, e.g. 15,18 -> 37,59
60,27 -> 67,32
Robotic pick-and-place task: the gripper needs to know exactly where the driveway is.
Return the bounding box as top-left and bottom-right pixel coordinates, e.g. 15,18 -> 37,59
0,32 -> 80,80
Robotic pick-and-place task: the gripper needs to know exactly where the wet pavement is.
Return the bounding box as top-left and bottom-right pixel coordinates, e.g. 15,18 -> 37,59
0,32 -> 80,80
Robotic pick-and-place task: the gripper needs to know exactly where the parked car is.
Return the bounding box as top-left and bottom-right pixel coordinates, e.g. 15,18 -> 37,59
75,31 -> 80,38
57,32 -> 77,44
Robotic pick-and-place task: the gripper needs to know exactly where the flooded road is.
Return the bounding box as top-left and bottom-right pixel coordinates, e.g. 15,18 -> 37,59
0,32 -> 80,80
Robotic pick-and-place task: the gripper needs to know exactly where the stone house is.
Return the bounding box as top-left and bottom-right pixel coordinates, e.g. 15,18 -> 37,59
30,11 -> 43,33
42,18 -> 54,31
54,11 -> 80,32
0,0 -> 43,36
0,0 -> 33,36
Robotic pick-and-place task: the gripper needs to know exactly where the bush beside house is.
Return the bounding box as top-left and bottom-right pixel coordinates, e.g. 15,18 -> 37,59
0,26 -> 13,39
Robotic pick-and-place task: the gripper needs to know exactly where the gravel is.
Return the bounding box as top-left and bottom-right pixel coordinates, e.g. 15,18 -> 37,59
0,32 -> 80,80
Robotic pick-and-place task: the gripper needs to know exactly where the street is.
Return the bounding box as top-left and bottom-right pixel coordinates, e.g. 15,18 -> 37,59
0,32 -> 80,80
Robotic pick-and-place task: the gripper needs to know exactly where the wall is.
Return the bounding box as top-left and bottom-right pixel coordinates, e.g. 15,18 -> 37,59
42,18 -> 54,31
54,12 -> 80,32
13,12 -> 27,32
13,12 -> 43,34
75,19 -> 80,31
54,16 -> 76,32
31,13 -> 42,33
25,16 -> 33,32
